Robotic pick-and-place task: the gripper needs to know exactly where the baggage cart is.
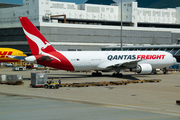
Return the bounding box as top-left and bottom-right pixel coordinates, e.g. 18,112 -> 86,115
0,74 -> 7,84
6,75 -> 23,85
31,73 -> 47,87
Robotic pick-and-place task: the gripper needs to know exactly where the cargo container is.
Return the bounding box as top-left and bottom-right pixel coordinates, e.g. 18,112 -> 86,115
0,74 -> 7,84
31,73 -> 48,87
6,75 -> 23,85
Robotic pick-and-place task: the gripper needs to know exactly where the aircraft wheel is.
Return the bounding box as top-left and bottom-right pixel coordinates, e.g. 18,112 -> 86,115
112,73 -> 116,77
163,70 -> 168,74
112,73 -> 123,77
92,72 -> 102,76
98,72 -> 102,76
118,73 -> 123,77
19,68 -> 23,71
163,68 -> 168,74
152,69 -> 157,74
44,85 -> 48,89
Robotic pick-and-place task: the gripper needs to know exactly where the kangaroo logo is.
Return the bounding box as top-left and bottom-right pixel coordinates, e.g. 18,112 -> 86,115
23,28 -> 61,62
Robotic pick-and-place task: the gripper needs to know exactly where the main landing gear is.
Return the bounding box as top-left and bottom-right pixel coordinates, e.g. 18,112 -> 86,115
92,71 -> 102,76
112,68 -> 123,77
112,73 -> 123,77
151,69 -> 157,74
91,70 -> 123,77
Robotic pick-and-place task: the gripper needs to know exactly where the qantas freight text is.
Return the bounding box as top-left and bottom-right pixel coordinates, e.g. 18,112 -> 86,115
137,55 -> 165,59
107,55 -> 166,61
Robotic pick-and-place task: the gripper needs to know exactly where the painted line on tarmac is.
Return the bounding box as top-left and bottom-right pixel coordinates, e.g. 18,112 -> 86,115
0,106 -> 98,114
121,115 -> 180,120
0,92 -> 125,106
104,102 -> 174,107
0,92 -> 179,116
105,104 -> 180,116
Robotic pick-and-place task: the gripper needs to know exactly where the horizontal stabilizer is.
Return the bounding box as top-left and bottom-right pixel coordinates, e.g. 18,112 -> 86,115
5,55 -> 26,60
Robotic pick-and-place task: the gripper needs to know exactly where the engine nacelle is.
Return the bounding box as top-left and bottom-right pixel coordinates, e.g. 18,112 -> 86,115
25,55 -> 37,63
131,64 -> 152,74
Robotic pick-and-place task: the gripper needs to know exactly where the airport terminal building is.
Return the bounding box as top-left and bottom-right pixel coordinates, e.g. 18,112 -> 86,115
1,0 -> 180,54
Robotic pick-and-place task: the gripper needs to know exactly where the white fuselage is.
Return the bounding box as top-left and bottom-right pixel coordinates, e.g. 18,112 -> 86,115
19,17 -> 177,74
60,51 -> 176,71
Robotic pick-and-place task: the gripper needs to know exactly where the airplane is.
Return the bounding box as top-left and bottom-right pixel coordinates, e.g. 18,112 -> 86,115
19,16 -> 177,76
0,48 -> 26,62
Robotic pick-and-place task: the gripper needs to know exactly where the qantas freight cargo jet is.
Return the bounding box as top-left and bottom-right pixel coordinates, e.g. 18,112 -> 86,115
19,17 -> 177,76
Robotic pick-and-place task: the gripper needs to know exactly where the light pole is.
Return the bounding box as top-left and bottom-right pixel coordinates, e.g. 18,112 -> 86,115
121,0 -> 123,51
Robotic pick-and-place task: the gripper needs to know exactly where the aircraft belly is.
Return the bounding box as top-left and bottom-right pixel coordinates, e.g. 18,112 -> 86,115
72,61 -> 98,71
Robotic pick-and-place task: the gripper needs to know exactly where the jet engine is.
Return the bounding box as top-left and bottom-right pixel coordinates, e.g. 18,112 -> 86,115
25,55 -> 37,63
130,64 -> 152,74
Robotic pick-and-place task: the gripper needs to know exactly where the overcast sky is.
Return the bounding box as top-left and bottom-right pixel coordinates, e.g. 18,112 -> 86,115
0,0 -> 135,4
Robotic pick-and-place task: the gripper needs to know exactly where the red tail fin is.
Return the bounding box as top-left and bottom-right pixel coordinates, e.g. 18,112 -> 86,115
19,17 -> 56,55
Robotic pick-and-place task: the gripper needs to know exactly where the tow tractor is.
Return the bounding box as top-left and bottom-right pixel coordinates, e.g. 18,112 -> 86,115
44,80 -> 60,89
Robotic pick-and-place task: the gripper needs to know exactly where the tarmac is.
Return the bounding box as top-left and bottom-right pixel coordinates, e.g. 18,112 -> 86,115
0,67 -> 180,120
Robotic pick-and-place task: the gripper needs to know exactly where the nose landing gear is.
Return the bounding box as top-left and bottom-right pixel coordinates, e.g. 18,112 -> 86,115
163,68 -> 168,74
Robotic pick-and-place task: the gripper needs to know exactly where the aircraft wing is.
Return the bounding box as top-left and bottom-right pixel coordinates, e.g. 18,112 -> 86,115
97,59 -> 142,69
119,60 -> 142,68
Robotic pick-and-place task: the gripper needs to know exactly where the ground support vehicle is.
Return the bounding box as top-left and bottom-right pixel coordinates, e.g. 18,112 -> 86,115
44,81 -> 60,89
12,66 -> 26,71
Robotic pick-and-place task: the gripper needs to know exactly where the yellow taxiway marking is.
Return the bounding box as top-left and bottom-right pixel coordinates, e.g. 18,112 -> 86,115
121,115 -> 180,120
